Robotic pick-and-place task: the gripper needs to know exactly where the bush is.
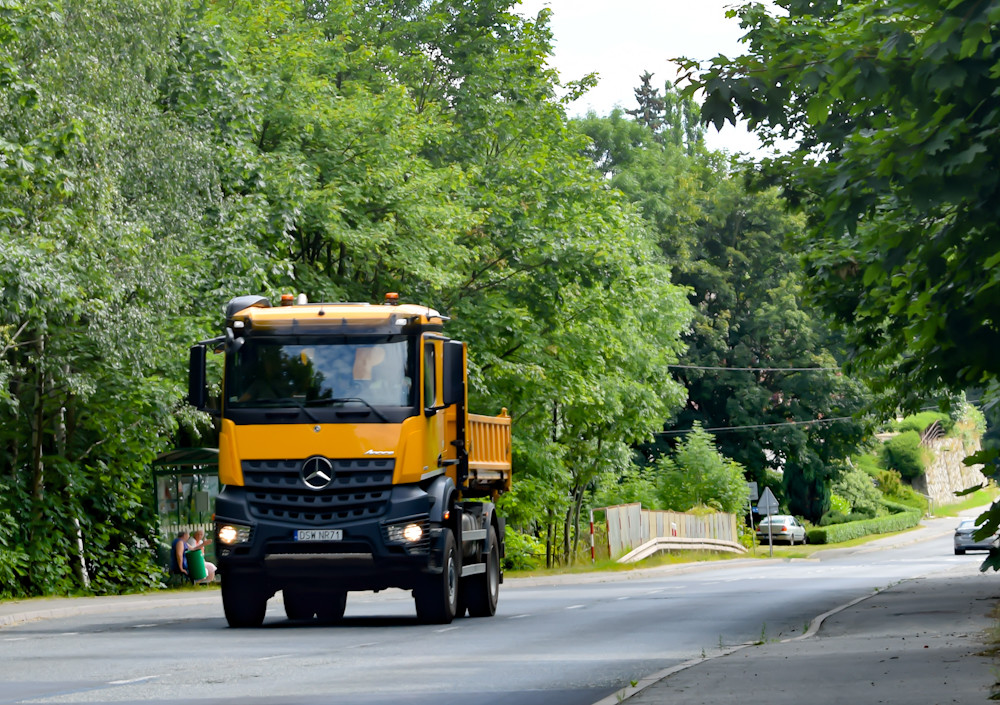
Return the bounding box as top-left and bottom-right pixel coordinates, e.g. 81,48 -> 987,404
880,430 -> 926,480
819,510 -> 846,526
894,411 -> 952,435
502,530 -> 544,571
853,453 -> 883,477
833,462 -> 882,516
806,509 -> 922,545
875,468 -> 902,496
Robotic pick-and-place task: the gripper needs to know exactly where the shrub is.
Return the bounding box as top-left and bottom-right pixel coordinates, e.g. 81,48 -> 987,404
833,463 -> 882,516
819,510 -> 846,526
853,453 -> 883,477
875,468 -> 902,496
880,430 -> 926,480
894,411 -> 953,435
502,530 -> 544,571
806,509 -> 922,545
829,493 -> 851,514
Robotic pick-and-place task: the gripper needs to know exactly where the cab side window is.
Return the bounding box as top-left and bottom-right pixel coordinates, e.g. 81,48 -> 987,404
423,341 -> 436,409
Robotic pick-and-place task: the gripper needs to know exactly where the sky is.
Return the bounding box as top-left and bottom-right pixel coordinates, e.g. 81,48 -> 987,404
512,0 -> 763,155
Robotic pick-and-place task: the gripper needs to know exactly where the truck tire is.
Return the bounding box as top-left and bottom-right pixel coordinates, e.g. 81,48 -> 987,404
415,529 -> 459,624
222,577 -> 268,628
315,591 -> 348,624
283,589 -> 315,621
465,526 -> 500,617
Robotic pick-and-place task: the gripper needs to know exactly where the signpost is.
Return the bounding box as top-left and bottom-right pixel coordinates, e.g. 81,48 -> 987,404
757,487 -> 779,558
746,482 -> 759,553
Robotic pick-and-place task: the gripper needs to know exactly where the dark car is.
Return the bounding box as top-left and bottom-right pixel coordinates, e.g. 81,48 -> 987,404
953,518 -> 998,555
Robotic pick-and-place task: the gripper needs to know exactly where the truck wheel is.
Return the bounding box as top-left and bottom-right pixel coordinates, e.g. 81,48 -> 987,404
466,526 -> 500,617
283,589 -> 315,621
415,529 -> 458,624
222,577 -> 268,628
315,591 -> 348,624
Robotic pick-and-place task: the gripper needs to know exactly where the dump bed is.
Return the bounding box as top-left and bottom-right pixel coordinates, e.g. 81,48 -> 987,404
465,409 -> 512,496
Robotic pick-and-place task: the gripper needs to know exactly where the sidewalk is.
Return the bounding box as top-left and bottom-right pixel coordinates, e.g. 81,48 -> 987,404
601,513 -> 1000,705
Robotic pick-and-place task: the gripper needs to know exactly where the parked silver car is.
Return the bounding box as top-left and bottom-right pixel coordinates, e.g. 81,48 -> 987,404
756,514 -> 807,545
953,518 -> 998,555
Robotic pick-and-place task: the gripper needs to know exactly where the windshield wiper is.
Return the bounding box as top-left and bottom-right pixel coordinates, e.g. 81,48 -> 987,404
252,396 -> 321,423
309,397 -> 390,423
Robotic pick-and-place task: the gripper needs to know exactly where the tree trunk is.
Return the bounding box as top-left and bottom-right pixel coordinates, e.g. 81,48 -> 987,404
56,387 -> 90,590
545,509 -> 553,569
29,334 -> 45,527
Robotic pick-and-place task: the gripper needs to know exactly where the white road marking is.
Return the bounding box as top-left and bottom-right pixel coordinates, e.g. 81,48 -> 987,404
108,675 -> 162,685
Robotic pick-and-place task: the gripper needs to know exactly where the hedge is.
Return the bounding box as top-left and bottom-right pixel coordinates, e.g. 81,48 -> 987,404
805,509 -> 922,545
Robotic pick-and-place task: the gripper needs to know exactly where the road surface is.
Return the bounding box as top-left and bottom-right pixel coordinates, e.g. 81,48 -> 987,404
0,530 -> 977,705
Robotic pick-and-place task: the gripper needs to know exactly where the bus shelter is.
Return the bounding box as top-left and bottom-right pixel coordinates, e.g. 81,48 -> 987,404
152,448 -> 219,569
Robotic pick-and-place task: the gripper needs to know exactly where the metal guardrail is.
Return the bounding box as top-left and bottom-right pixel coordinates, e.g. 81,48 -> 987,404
616,536 -> 748,563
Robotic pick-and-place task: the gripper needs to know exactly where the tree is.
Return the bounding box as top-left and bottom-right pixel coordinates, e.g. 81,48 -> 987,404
576,111 -> 870,522
681,0 -> 1000,539
682,0 -> 1000,414
656,424 -> 748,515
626,71 -> 666,134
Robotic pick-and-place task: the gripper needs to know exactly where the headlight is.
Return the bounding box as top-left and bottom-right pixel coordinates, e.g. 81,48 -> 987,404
217,523 -> 252,545
402,523 -> 423,542
385,521 -> 425,543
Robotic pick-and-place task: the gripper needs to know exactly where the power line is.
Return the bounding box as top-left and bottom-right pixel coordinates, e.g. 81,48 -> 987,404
668,364 -> 841,372
658,415 -> 857,435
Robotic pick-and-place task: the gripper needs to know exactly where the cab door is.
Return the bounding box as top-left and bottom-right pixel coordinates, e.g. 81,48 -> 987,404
421,337 -> 447,479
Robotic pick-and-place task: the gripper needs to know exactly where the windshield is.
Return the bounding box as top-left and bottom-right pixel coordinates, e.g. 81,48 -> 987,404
226,337 -> 414,410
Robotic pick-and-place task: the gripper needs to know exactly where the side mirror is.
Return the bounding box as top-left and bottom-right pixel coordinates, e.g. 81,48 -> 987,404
188,344 -> 208,410
225,327 -> 244,353
442,340 -> 465,407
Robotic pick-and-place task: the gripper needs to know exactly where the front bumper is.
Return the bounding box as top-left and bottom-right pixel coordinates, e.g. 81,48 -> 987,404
214,484 -> 443,592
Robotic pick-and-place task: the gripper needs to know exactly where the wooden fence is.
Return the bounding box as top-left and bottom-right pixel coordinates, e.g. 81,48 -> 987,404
600,503 -> 740,559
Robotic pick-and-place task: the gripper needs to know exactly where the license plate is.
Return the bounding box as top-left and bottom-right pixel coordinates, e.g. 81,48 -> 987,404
294,529 -> 343,541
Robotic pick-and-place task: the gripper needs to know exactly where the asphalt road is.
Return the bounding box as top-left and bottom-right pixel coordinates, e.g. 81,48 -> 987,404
0,530 -> 980,705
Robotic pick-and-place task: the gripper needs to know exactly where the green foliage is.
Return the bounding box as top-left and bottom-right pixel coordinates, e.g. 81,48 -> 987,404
894,412 -> 951,435
593,466 -> 658,510
806,509 -> 921,545
828,493 -> 851,515
502,529 -> 544,572
832,460 -> 882,516
656,424 -> 748,514
880,431 -> 926,480
853,452 -> 883,478
575,104 -> 871,524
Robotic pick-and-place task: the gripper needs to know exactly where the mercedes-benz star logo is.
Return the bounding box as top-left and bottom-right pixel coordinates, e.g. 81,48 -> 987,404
301,456 -> 334,491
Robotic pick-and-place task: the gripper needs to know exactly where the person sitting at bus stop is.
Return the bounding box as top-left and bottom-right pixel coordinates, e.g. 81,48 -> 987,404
187,529 -> 217,584
169,530 -> 190,581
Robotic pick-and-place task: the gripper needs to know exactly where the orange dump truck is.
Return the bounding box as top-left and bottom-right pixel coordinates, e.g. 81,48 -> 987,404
188,293 -> 512,626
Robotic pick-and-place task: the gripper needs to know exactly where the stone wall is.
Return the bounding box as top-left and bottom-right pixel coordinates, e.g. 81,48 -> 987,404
912,435 -> 987,509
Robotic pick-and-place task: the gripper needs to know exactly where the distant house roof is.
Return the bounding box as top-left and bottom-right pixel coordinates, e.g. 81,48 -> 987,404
153,448 -> 219,467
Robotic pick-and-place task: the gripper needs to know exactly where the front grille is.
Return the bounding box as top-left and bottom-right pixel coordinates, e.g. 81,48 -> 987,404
242,458 -> 394,525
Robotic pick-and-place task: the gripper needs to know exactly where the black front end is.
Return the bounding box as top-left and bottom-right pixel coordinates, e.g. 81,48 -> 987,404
214,457 -> 447,594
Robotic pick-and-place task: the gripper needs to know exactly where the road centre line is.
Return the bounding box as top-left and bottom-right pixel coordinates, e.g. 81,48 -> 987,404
435,626 -> 460,633
565,604 -> 585,610
508,614 -> 530,619
256,654 -> 293,661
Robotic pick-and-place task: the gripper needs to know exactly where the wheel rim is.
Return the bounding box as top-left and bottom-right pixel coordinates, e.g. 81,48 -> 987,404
446,549 -> 458,607
488,544 -> 499,600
